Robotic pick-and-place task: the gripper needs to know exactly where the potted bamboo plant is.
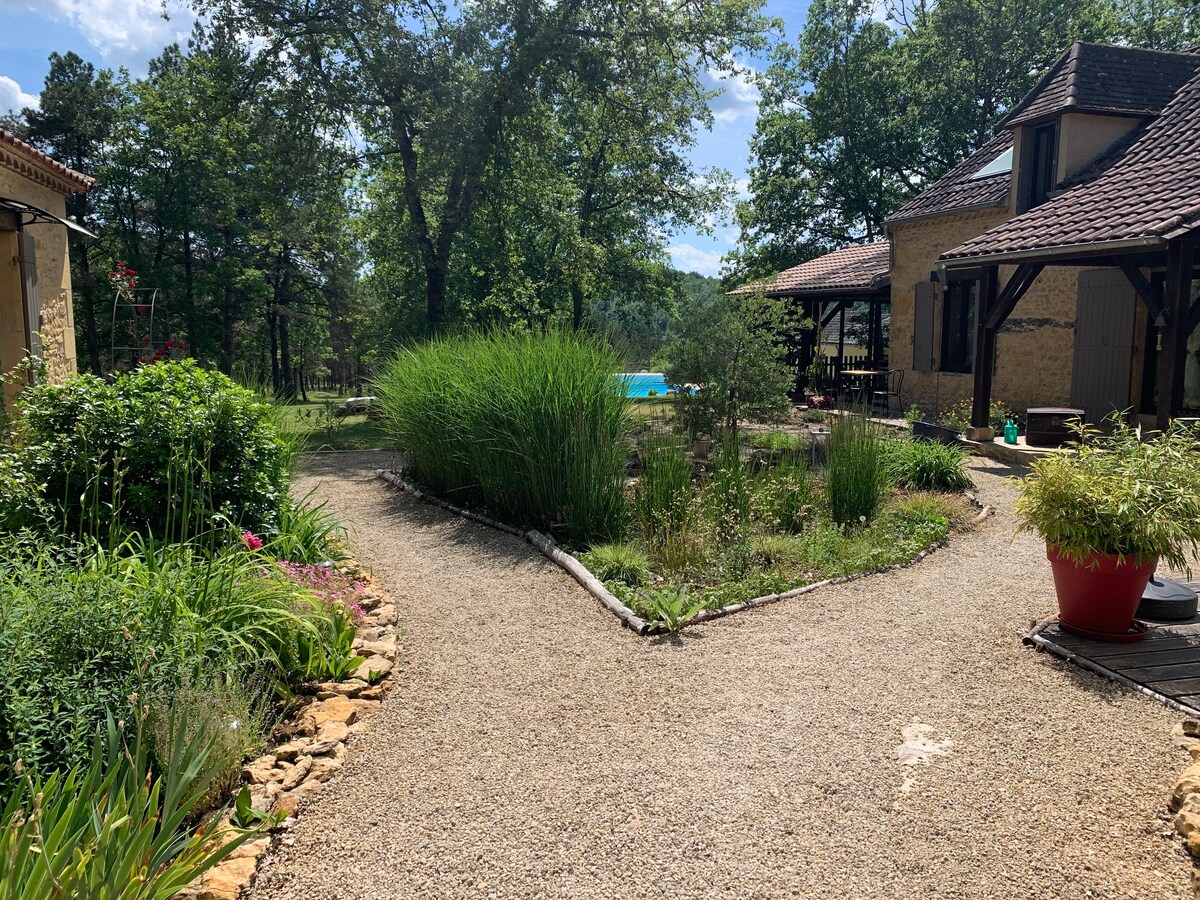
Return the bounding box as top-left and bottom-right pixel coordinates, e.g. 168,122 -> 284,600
1015,419 -> 1200,642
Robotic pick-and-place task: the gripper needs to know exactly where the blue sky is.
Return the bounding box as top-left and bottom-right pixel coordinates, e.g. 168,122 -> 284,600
0,0 -> 810,277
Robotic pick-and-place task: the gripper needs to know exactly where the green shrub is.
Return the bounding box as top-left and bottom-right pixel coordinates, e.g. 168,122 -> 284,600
826,413 -> 887,525
0,716 -> 256,899
0,543 -> 348,783
8,361 -> 288,542
635,586 -> 706,634
376,331 -> 630,543
938,398 -> 1018,434
1015,418 -> 1200,569
881,438 -> 974,491
633,434 -> 694,550
580,543 -> 652,587
748,431 -> 802,451
799,408 -> 829,425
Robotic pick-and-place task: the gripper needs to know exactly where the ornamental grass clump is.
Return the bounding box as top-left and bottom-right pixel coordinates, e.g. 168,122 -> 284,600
633,434 -> 694,550
1014,418 -> 1200,570
826,412 -> 886,525
375,331 -> 631,543
881,437 -> 974,492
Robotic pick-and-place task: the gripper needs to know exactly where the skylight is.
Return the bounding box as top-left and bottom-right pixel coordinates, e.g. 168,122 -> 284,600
970,147 -> 1013,180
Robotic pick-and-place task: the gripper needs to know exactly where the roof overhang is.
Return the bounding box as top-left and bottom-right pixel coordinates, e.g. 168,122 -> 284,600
940,235 -> 1166,268
0,196 -> 97,239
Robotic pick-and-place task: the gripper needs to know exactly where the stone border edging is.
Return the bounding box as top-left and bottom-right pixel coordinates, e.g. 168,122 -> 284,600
180,558 -> 401,900
377,468 -> 990,637
1170,737 -> 1200,897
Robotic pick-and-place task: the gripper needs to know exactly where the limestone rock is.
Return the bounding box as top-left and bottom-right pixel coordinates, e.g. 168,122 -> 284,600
281,756 -> 313,791
315,721 -> 351,744
297,696 -> 358,736
270,791 -> 302,818
351,698 -> 382,717
314,679 -> 367,699
353,655 -> 393,682
192,855 -> 259,900
242,755 -> 281,785
355,637 -> 398,659
273,738 -> 311,763
1171,762 -> 1200,811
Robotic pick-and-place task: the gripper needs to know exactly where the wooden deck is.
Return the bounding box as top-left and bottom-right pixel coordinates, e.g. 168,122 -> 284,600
1028,607 -> 1200,716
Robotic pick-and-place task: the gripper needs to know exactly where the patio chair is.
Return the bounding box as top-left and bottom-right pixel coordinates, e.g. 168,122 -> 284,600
872,369 -> 903,417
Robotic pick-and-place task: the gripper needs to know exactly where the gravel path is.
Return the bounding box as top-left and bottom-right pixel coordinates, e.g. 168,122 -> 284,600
252,452 -> 1188,899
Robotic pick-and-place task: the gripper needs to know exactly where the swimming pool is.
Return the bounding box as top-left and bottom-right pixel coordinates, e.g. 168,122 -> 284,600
619,372 -> 673,399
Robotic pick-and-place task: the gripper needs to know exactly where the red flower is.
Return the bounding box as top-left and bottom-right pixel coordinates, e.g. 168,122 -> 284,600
136,306 -> 147,314
108,270 -> 116,277
142,336 -> 150,343
165,340 -> 175,349
126,268 -> 137,276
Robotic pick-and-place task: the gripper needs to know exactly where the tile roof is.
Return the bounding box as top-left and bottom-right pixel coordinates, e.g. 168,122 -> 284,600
942,67 -> 1200,262
885,132 -> 1012,224
0,130 -> 94,194
998,43 -> 1200,128
729,241 -> 891,297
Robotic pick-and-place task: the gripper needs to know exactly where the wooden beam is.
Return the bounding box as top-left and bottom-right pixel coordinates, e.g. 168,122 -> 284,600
971,265 -> 1000,431
1118,260 -> 1166,323
836,304 -> 846,384
820,298 -> 849,329
1190,296 -> 1200,334
1156,240 -> 1195,429
984,263 -> 1044,330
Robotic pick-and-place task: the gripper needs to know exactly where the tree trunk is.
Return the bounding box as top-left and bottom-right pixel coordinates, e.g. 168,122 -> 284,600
220,285 -> 236,375
75,245 -> 103,374
570,282 -> 584,331
425,264 -> 447,328
267,306 -> 280,395
277,268 -> 295,400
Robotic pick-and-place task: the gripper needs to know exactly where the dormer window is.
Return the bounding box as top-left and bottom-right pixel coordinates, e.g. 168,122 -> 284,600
1025,122 -> 1059,210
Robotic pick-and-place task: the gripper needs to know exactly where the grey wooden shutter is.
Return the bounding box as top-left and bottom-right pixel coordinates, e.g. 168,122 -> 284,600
1070,269 -> 1135,422
18,232 -> 41,366
912,282 -> 936,371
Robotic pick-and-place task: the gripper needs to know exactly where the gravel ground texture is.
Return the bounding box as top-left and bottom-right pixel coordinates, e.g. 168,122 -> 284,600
251,452 -> 1189,900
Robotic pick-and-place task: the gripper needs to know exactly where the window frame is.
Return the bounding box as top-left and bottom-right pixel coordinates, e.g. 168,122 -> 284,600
940,274 -> 978,374
1025,121 -> 1059,211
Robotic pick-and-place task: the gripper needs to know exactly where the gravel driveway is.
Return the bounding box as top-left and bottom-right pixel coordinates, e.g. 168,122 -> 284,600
252,452 -> 1187,899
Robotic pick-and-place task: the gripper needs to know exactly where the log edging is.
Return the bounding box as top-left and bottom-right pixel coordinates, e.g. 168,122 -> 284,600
376,470 -> 650,634
377,469 -> 990,636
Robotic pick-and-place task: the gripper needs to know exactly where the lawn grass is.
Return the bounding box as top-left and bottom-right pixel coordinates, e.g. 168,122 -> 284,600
279,393 -> 393,451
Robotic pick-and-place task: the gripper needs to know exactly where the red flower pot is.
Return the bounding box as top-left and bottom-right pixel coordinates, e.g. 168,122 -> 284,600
1046,544 -> 1157,642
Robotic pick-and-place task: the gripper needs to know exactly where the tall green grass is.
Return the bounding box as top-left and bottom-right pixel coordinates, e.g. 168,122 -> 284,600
375,331 -> 631,543
827,412 -> 887,525
881,438 -> 974,492
633,434 -> 694,550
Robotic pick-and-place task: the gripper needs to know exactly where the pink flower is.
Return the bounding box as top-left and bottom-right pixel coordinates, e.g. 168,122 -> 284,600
241,531 -> 264,551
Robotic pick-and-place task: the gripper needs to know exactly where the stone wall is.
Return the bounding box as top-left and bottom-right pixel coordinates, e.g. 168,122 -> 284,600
0,166 -> 78,389
889,209 -> 1109,418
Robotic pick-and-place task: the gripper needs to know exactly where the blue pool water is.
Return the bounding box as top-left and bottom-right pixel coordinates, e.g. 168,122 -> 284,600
619,372 -> 673,399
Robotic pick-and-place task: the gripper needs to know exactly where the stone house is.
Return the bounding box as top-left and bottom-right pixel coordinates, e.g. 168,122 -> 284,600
0,130 -> 94,397
740,42 -> 1200,435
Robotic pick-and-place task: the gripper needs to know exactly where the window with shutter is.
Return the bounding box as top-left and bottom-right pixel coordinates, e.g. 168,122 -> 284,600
912,282 -> 936,371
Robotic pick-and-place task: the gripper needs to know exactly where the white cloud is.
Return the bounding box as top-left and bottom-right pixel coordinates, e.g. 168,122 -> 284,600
668,242 -> 726,277
703,66 -> 761,125
0,76 -> 38,114
32,0 -> 195,64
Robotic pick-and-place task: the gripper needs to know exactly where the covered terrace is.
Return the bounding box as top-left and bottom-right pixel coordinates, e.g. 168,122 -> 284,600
730,241 -> 891,397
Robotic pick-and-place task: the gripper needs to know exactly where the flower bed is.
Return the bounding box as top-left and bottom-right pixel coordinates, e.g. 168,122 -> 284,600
378,419 -> 988,635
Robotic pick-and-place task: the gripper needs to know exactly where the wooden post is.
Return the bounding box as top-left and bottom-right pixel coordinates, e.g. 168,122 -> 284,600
970,265 -> 1000,435
837,304 -> 846,384
1157,239 -> 1196,430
